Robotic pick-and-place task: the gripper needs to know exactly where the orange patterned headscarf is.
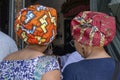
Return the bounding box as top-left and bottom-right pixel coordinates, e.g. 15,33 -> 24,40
14,5 -> 57,45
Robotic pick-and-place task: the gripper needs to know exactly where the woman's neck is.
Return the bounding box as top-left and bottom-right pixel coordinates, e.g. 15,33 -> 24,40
85,47 -> 111,59
25,44 -> 48,53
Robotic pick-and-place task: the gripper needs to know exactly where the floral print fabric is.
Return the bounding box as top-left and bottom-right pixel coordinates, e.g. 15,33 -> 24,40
0,56 -> 60,80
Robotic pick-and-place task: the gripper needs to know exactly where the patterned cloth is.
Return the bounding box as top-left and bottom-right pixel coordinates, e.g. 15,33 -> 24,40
0,56 -> 60,80
14,5 -> 57,45
71,11 -> 116,46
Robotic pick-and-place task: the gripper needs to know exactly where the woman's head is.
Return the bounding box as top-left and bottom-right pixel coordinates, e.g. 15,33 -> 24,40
14,5 -> 57,46
71,11 -> 116,58
71,11 -> 116,47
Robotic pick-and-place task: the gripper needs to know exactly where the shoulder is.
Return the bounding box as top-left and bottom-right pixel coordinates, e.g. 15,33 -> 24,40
34,55 -> 60,79
62,62 -> 81,80
63,61 -> 81,77
62,60 -> 96,80
64,58 -> 115,73
36,55 -> 60,72
0,32 -> 12,41
63,60 -> 89,73
41,55 -> 59,66
64,61 -> 80,71
0,32 -> 17,46
38,55 -> 58,63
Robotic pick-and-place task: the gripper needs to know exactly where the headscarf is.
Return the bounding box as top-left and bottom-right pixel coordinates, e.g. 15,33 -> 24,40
71,11 -> 116,46
14,5 -> 57,45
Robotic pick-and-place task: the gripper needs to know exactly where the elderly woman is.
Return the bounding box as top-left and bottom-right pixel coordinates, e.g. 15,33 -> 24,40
63,11 -> 120,80
0,5 -> 60,80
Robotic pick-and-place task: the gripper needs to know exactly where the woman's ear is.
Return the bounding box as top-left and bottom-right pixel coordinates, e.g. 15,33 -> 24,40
44,43 -> 53,55
82,46 -> 85,55
81,45 -> 88,58
74,40 -> 84,57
